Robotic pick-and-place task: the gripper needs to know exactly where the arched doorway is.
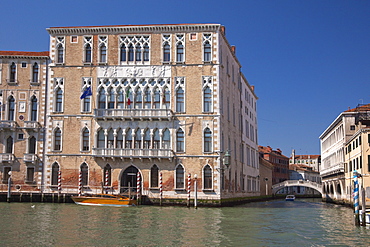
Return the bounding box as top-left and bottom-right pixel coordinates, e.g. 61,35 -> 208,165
120,165 -> 139,194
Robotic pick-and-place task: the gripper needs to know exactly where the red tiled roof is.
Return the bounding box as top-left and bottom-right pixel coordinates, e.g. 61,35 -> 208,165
293,155 -> 320,159
0,51 -> 49,57
345,103 -> 370,112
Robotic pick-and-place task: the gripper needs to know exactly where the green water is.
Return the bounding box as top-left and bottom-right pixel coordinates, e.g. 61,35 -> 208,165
0,198 -> 369,246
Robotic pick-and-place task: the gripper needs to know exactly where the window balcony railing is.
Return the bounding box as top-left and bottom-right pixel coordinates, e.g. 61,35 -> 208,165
92,148 -> 174,160
23,121 -> 42,130
24,153 -> 38,163
0,121 -> 18,131
94,108 -> 173,121
0,153 -> 15,163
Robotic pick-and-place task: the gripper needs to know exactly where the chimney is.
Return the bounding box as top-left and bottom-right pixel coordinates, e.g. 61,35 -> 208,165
231,45 -> 236,54
220,26 -> 226,36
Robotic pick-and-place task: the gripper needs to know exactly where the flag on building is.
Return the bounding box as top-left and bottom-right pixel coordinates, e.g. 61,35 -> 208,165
126,89 -> 131,106
80,87 -> 92,99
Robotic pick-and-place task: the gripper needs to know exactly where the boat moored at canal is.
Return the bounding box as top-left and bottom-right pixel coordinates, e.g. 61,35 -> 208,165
71,194 -> 136,207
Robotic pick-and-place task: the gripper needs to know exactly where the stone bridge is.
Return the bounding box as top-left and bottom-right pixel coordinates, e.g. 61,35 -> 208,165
272,180 -> 322,195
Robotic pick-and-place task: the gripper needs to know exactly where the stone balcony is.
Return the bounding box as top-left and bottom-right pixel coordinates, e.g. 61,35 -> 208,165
94,108 -> 173,121
92,148 -> 174,160
0,121 -> 18,131
23,121 -> 42,131
23,153 -> 39,163
0,153 -> 15,163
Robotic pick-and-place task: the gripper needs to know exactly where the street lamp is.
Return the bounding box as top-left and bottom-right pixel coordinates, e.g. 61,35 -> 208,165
217,150 -> 231,191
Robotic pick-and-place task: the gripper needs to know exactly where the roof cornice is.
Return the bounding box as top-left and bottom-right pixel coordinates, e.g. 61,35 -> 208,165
46,24 -> 222,36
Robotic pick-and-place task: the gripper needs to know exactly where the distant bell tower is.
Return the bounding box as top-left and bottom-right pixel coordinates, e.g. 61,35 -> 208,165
291,149 -> 296,164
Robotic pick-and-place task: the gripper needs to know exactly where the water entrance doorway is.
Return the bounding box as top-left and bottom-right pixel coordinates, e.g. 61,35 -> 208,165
120,165 -> 138,194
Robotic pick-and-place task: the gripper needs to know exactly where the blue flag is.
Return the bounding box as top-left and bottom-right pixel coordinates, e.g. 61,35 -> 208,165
80,87 -> 92,99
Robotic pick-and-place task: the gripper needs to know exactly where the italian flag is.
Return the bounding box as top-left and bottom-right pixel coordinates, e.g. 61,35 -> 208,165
126,89 -> 131,106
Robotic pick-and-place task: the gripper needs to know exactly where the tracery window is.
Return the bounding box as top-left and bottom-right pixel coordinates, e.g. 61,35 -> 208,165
203,76 -> 213,113
99,36 -> 107,63
176,34 -> 185,63
162,35 -> 171,62
119,36 -> 150,63
203,34 -> 212,62
175,77 -> 185,113
56,37 -> 65,64
54,78 -> 64,113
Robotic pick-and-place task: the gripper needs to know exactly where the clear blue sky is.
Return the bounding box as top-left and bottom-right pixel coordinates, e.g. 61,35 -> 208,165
1,0 -> 369,156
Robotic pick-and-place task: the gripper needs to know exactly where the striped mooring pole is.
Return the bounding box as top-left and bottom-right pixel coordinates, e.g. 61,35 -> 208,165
354,171 -> 360,226
137,172 -> 141,204
58,170 -> 61,194
105,170 -> 109,194
78,171 -> 82,196
159,172 -> 163,206
187,173 -> 191,207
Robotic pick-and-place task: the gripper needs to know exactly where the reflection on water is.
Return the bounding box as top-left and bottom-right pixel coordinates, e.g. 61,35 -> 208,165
0,199 -> 369,246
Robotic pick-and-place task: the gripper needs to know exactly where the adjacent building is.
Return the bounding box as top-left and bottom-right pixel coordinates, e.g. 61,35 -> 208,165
289,149 -> 321,172
0,51 -> 49,192
0,23 -> 259,205
320,104 -> 370,205
258,146 -> 289,185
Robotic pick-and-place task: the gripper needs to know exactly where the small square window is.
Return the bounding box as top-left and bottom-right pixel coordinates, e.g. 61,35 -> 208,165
18,133 -> 24,140
21,62 -> 27,68
350,125 -> 355,130
189,33 -> 197,41
71,36 -> 78,43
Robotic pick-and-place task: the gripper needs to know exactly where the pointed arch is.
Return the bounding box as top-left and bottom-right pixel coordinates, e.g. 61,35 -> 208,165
176,128 -> 184,152
204,127 -> 212,153
125,128 -> 132,148
32,62 -> 39,83
51,162 -> 60,186
97,128 -> 105,148
8,96 -> 15,120
54,127 -> 62,151
80,162 -> 89,186
150,164 -> 159,188
29,136 -> 37,154
162,128 -> 170,149
30,95 -> 38,121
175,164 -> 185,189
153,128 -> 160,149
82,127 -> 90,151
203,164 -> 213,190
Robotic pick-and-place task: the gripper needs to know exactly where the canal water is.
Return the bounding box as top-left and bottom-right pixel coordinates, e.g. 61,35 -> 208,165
0,198 -> 369,246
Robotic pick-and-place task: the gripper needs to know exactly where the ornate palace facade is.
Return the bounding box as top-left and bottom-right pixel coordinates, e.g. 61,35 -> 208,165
0,24 -> 259,205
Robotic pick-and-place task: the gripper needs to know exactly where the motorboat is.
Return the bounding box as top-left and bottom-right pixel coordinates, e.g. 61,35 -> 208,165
359,209 -> 370,225
71,194 -> 136,207
285,195 -> 295,201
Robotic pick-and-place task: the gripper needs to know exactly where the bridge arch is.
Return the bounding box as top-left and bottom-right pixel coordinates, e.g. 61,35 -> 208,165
272,180 -> 322,195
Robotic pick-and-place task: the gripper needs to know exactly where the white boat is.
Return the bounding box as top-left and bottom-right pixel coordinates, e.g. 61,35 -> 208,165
359,209 -> 370,225
285,195 -> 295,201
